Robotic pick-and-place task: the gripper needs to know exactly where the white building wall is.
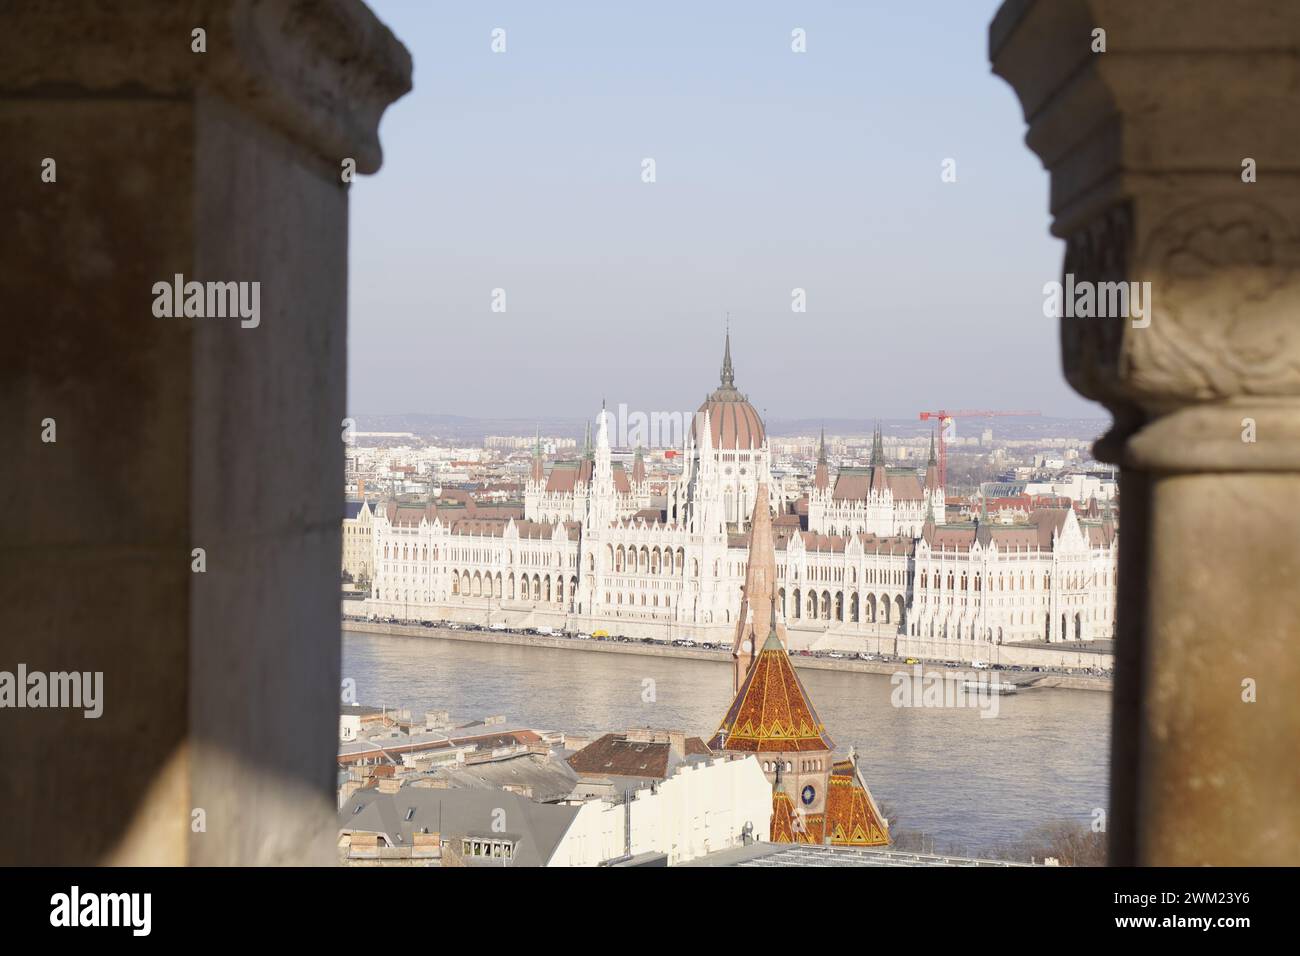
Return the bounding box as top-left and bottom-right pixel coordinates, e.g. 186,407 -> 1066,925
546,756 -> 772,867
359,405 -> 1116,660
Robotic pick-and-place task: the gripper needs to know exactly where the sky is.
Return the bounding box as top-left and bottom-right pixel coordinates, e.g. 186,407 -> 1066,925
349,0 -> 1104,421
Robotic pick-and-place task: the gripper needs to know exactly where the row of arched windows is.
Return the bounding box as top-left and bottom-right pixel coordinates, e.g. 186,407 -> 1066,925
449,570 -> 577,604
610,544 -> 687,576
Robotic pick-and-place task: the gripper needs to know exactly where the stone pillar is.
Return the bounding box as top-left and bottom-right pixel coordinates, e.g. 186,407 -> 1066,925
0,2 -> 410,864
992,0 -> 1300,864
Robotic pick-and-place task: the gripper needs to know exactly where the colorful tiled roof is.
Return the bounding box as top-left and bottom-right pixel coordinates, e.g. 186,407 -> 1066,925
768,762 -> 890,846
708,628 -> 834,753
770,791 -> 825,845
824,761 -> 890,846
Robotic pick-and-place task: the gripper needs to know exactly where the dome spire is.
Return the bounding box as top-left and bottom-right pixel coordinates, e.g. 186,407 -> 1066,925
720,321 -> 735,389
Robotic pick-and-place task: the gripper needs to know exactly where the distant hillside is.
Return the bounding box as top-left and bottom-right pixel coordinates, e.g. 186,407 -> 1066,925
352,412 -> 1111,445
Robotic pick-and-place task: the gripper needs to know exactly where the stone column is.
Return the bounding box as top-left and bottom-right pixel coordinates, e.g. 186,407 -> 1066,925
0,1 -> 410,864
991,0 -> 1300,864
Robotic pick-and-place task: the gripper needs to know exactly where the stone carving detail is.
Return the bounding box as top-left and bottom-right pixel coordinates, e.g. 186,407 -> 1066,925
1060,199 -> 1300,416
1128,200 -> 1300,405
1060,202 -> 1133,409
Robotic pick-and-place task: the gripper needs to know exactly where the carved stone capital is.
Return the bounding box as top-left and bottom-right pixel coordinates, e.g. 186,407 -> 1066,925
991,0 -> 1300,472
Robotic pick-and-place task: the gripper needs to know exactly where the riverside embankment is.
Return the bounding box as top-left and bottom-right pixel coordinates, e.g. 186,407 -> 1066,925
342,619 -> 1110,693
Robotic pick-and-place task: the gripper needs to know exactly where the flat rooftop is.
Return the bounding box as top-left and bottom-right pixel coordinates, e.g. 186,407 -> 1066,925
682,843 -> 1032,868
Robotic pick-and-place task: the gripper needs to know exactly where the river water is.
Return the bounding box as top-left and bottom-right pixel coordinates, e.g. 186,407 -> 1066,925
343,629 -> 1110,854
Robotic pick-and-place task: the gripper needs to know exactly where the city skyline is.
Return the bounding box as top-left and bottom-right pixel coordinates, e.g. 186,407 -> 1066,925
349,0 -> 1098,420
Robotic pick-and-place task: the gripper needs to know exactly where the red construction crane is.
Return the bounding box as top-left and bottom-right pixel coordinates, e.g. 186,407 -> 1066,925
918,409 -> 1041,490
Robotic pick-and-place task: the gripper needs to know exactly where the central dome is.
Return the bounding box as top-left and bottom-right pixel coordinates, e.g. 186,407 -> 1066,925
691,333 -> 766,450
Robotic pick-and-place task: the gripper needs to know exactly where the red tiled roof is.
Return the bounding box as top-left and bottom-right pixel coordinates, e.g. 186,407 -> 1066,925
887,472 -> 924,501
544,460 -> 594,493
567,732 -> 709,780
612,463 -> 631,494
833,467 -> 924,502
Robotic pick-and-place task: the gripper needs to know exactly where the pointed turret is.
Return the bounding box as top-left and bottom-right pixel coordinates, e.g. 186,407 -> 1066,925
869,425 -> 889,495
729,482 -> 778,690
530,426 -> 545,483
631,445 -> 646,485
922,494 -> 937,541
814,427 -> 830,492
596,400 -> 610,452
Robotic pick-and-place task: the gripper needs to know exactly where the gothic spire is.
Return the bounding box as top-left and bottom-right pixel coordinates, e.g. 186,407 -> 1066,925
814,427 -> 830,492
869,424 -> 888,495
927,429 -> 937,466
869,425 -> 884,467
531,425 -> 545,483
720,327 -> 735,389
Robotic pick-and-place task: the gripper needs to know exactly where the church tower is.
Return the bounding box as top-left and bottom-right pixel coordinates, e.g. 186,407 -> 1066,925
708,488 -> 891,847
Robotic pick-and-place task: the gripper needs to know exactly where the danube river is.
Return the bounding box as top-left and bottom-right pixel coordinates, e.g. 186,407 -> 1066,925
343,629 -> 1110,854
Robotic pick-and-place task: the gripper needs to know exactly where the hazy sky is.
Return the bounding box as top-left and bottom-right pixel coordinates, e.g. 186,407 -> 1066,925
349,1 -> 1103,421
